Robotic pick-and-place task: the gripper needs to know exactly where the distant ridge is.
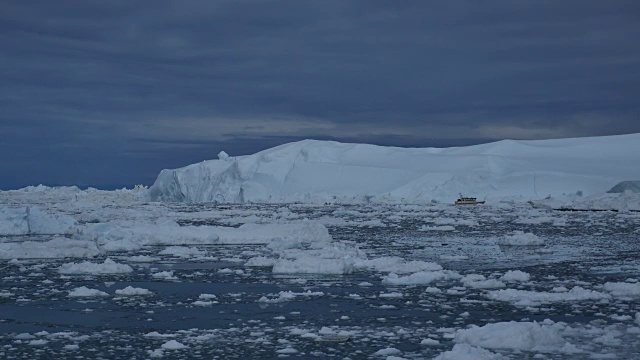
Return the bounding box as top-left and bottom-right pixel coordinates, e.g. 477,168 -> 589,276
148,133 -> 640,203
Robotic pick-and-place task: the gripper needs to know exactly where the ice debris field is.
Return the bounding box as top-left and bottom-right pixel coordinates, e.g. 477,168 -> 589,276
2,135 -> 640,359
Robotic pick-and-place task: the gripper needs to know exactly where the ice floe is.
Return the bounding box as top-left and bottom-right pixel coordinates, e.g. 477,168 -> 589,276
58,258 -> 133,275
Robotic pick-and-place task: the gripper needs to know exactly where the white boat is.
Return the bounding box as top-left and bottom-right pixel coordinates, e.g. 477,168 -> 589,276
455,196 -> 485,205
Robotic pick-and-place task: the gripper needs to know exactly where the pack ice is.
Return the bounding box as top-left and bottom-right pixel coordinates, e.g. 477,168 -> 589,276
148,134 -> 640,203
0,206 -> 76,235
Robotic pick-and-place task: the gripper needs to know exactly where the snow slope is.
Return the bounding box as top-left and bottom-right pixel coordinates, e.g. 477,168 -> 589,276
148,134 -> 640,203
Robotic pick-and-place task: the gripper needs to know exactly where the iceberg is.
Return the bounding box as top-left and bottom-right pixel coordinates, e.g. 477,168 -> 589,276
148,134 -> 640,203
0,206 -> 77,235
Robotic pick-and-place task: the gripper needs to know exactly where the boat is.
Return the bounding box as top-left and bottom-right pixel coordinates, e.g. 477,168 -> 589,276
455,196 -> 485,205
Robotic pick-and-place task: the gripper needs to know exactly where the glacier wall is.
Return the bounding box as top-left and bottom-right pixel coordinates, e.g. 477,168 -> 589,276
148,134 -> 640,203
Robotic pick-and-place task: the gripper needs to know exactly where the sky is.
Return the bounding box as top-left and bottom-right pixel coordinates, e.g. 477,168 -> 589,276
2,1 -> 640,189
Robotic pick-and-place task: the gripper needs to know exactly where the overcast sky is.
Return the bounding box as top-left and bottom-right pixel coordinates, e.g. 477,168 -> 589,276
2,1 -> 639,189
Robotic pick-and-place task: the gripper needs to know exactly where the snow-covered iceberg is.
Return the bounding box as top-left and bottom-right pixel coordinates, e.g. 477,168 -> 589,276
148,134 -> 640,203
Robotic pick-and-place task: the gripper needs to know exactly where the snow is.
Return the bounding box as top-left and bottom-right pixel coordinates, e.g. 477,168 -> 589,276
497,231 -> 545,246
148,134 -> 640,203
58,258 -> 133,275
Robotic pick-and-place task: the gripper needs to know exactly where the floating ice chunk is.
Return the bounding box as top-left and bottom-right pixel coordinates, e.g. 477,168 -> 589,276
144,332 -> 176,338
635,312 -> 640,326
500,270 -> 530,282
0,238 -> 100,259
245,256 -> 276,267
0,206 -> 77,235
433,218 -> 478,226
276,346 -> 298,354
420,338 -> 440,346
152,271 -> 178,280
379,292 -> 404,298
609,314 -> 632,321
463,278 -> 506,289
258,290 -> 324,303
487,287 -> 610,306
373,347 -> 401,356
603,282 -> 640,297
68,286 -> 109,297
497,231 -> 544,246
127,255 -> 160,262
158,246 -> 207,258
27,207 -> 77,234
514,216 -> 555,225
382,270 -> 461,285
58,258 -> 133,274
147,349 -> 164,358
434,344 -> 505,360
114,286 -> 153,296
273,257 -> 353,275
0,206 -> 28,235
419,225 -> 455,231
28,339 -> 49,346
593,331 -> 622,346
14,333 -> 36,340
198,293 -> 217,299
160,340 -> 187,350
453,321 -> 576,353
193,300 -> 216,306
440,255 -> 469,261
80,220 -> 220,252
216,221 -> 333,248
357,257 -> 443,274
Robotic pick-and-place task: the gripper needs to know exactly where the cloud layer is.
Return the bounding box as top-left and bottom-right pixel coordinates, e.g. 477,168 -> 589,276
2,1 -> 639,188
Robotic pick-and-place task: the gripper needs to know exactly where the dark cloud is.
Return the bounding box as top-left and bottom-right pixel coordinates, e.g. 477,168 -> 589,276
1,0 -> 639,189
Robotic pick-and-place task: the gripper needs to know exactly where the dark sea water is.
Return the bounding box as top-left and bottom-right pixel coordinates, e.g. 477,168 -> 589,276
1,204 -> 639,359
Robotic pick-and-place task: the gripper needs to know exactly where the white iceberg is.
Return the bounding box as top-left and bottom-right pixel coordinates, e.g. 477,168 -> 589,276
497,231 -> 544,246
148,134 -> 640,203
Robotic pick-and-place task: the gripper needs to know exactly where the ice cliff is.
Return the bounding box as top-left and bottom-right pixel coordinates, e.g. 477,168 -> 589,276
148,133 -> 640,203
